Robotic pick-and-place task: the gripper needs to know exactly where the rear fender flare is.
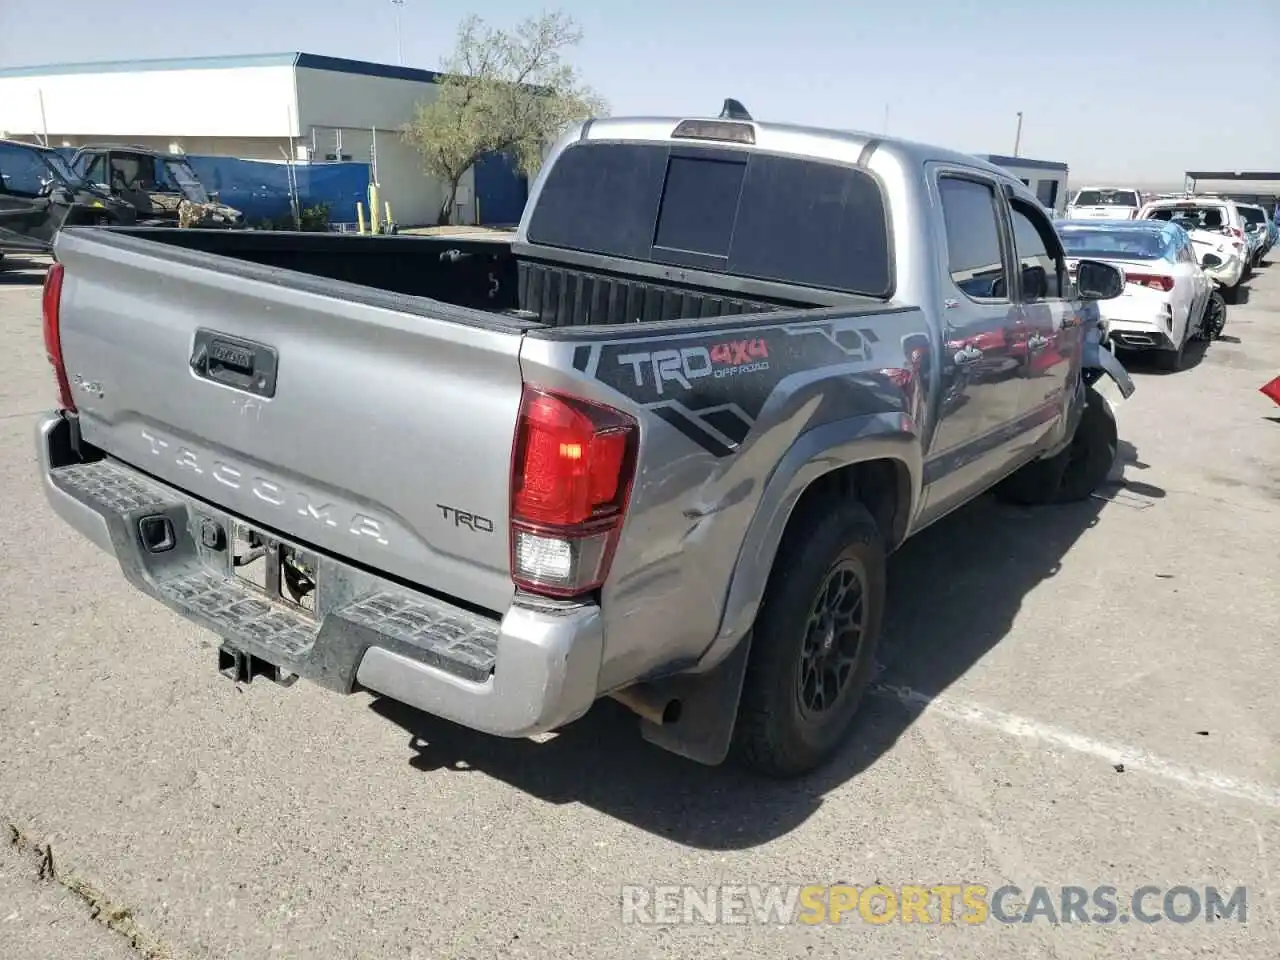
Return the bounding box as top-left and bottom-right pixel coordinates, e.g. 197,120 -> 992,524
700,412 -> 923,673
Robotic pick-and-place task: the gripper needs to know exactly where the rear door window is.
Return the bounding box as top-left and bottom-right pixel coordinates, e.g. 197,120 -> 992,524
937,176 -> 1010,301
526,141 -> 893,297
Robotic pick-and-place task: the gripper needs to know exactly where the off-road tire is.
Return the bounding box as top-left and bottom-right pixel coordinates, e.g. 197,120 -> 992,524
994,385 -> 1117,506
732,499 -> 885,778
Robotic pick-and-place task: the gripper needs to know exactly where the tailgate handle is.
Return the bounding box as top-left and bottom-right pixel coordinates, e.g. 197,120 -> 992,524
190,329 -> 279,399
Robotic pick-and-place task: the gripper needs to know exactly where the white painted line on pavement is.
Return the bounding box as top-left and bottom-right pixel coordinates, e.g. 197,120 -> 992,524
872,683 -> 1280,810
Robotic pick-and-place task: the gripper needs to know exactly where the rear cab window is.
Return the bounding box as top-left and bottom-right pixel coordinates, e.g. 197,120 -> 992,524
1143,202 -> 1230,233
525,141 -> 894,298
1073,189 -> 1139,207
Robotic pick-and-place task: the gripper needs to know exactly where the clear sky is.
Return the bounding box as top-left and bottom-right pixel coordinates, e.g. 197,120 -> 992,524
1,0 -> 1275,183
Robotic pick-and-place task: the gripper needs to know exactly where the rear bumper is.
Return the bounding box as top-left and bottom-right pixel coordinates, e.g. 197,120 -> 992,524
1099,302 -> 1178,351
1106,325 -> 1177,351
36,413 -> 603,737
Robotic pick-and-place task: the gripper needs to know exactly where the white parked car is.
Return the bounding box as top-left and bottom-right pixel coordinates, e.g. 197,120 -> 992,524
1066,187 -> 1142,220
1237,203 -> 1272,265
1135,196 -> 1249,303
1059,219 -> 1221,371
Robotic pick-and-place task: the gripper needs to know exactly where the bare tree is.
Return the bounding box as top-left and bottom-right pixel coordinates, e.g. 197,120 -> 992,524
403,11 -> 607,224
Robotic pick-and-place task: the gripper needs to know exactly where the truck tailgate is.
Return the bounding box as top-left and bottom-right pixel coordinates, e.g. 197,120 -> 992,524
54,229 -> 526,614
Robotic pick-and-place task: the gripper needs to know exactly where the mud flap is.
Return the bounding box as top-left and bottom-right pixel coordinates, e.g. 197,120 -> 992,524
632,633 -> 754,767
1084,339 -> 1136,401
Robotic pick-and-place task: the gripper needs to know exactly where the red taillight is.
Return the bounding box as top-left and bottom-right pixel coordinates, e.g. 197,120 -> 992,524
509,386 -> 637,598
1124,272 -> 1174,293
1261,375 -> 1280,408
41,262 -> 76,412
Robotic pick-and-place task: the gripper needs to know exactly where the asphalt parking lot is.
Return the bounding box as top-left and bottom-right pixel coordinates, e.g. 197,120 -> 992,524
1,250 -> 1277,959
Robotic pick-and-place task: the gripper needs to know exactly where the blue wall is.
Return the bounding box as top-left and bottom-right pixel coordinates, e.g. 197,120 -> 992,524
473,151 -> 528,226
184,156 -> 370,223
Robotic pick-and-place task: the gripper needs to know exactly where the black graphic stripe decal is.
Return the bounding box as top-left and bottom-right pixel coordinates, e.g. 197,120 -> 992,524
651,407 -> 736,459
698,407 -> 752,447
567,320 -> 887,458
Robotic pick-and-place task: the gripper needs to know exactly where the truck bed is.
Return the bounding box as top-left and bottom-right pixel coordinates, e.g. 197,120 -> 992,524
103,227 -> 812,327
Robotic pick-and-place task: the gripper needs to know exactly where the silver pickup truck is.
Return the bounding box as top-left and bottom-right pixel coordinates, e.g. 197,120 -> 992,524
36,102 -> 1135,777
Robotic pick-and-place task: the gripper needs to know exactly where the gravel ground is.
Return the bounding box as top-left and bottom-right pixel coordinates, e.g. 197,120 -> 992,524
0,249 -> 1277,959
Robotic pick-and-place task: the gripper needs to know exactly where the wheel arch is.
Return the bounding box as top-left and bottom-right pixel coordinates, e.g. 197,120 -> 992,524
703,413 -> 922,673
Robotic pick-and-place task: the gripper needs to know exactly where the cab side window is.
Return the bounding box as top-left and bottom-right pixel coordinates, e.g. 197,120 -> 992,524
83,154 -> 108,185
109,155 -> 144,189
1009,200 -> 1064,301
0,143 -> 49,198
938,176 -> 1010,301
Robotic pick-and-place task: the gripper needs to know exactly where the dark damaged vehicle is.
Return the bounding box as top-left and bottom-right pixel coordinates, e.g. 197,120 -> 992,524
70,144 -> 245,229
0,138 -> 135,257
36,102 -> 1135,777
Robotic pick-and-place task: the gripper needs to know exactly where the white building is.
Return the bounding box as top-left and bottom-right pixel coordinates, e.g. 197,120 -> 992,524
979,154 -> 1070,216
0,52 -> 518,226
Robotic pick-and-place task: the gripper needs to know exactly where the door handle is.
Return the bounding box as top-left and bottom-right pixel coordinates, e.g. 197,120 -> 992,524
953,345 -> 984,365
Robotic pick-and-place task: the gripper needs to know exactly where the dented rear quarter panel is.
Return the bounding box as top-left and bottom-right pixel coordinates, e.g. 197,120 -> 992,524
520,302 -> 932,691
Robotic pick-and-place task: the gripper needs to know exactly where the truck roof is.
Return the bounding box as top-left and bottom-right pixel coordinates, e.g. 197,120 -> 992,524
74,143 -> 186,159
0,136 -> 63,154
575,113 -> 1021,183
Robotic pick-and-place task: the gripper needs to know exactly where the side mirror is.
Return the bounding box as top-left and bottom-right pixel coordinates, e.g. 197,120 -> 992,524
1075,259 -> 1124,301
1201,253 -> 1223,268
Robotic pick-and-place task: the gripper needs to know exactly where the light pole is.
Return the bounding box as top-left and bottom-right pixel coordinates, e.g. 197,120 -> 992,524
1013,111 -> 1023,157
391,0 -> 405,66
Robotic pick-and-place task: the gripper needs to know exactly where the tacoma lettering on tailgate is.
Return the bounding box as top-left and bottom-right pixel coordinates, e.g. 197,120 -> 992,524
139,428 -> 390,546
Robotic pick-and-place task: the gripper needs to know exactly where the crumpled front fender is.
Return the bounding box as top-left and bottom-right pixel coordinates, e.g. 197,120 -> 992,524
1083,338 -> 1136,400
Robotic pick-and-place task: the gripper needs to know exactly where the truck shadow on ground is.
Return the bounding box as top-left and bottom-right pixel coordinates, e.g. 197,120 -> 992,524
371,445 -> 1165,850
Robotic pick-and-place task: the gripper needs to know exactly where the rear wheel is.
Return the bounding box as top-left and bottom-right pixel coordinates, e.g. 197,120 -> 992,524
733,500 -> 885,778
1200,290 -> 1227,341
995,385 -> 1117,506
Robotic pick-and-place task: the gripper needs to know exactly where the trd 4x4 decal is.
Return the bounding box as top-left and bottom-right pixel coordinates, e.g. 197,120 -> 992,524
573,321 -> 880,457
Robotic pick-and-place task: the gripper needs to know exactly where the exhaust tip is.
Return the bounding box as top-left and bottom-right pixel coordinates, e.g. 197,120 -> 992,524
612,685 -> 682,726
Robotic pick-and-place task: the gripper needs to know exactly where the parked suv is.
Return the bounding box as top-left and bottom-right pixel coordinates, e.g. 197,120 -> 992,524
1237,203 -> 1272,265
1136,195 -> 1250,303
0,138 -> 135,257
1066,187 -> 1142,221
